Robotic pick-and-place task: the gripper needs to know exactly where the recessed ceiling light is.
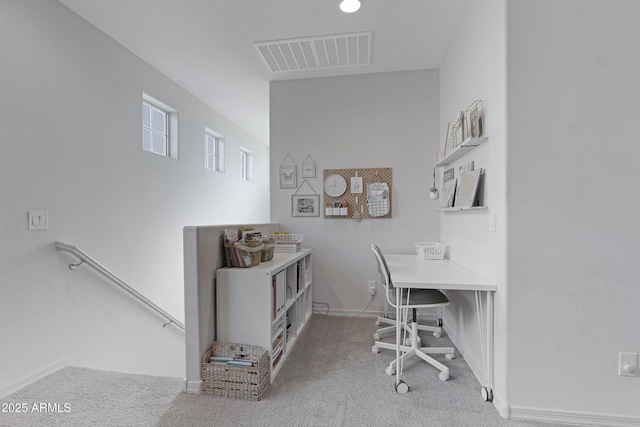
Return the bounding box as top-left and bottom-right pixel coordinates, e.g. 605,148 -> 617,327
340,0 -> 361,13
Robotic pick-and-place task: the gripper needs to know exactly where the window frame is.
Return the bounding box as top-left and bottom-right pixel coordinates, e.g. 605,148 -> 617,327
240,149 -> 254,181
205,129 -> 225,173
142,93 -> 179,159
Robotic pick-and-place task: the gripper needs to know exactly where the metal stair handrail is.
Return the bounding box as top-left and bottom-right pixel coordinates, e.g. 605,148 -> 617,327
55,241 -> 185,331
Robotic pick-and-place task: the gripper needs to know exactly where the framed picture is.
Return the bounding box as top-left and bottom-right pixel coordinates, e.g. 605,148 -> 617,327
443,167 -> 455,183
453,118 -> 464,147
292,194 -> 320,217
466,101 -> 483,139
441,178 -> 457,208
279,165 -> 297,189
454,168 -> 482,208
445,122 -> 456,154
458,160 -> 474,175
302,157 -> 316,178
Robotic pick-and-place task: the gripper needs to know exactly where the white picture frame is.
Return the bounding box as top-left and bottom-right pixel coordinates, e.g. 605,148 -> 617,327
441,179 -> 457,208
279,165 -> 297,189
302,160 -> 316,178
466,100 -> 483,139
454,168 -> 482,208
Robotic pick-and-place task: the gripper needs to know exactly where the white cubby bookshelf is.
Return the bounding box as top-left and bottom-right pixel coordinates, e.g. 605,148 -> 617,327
216,249 -> 312,382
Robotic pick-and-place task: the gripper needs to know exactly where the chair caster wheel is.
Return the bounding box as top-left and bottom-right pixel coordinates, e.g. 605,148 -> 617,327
395,380 -> 409,394
404,337 -> 421,346
481,387 -> 493,402
373,333 -> 381,340
438,372 -> 449,382
433,331 -> 442,338
375,320 -> 382,326
445,353 -> 454,360
385,366 -> 395,376
371,346 -> 379,354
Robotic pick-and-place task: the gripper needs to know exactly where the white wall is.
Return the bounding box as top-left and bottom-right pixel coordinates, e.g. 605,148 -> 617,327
506,0 -> 640,422
270,70 -> 441,316
0,0 -> 269,394
438,0 -> 508,411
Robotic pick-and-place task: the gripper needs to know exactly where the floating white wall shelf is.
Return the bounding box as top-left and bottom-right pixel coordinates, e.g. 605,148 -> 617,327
436,136 -> 488,166
436,206 -> 488,212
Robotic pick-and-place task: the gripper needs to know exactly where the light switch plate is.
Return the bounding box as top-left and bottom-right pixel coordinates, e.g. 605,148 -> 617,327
490,210 -> 497,232
28,211 -> 48,230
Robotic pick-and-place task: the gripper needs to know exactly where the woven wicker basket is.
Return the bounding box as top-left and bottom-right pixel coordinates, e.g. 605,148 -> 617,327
224,242 -> 264,268
260,239 -> 275,262
202,342 -> 269,401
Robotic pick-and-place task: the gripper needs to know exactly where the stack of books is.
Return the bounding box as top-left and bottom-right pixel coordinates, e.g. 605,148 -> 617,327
274,242 -> 301,252
270,233 -> 303,253
208,355 -> 258,367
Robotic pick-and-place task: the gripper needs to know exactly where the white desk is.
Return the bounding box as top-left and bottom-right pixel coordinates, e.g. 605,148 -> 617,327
385,254 -> 497,401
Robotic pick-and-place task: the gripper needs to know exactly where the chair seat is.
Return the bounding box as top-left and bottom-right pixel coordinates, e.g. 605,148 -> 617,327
389,288 -> 449,306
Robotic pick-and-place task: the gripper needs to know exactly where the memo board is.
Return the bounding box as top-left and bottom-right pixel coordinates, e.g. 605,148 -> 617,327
323,168 -> 392,219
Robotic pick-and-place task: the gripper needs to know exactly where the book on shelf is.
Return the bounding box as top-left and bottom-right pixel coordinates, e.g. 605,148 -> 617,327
227,360 -> 254,367
272,349 -> 283,367
272,276 -> 277,320
272,334 -> 283,348
208,357 -> 258,367
208,356 -> 233,363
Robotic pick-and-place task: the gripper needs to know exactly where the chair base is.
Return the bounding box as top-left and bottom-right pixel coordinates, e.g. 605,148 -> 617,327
374,316 -> 442,340
386,320 -> 454,382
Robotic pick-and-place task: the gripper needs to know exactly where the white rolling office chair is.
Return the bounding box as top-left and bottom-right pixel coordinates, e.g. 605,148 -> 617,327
370,244 -> 454,385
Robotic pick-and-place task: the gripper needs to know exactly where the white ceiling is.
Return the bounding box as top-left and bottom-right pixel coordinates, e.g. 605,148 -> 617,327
58,0 -> 470,145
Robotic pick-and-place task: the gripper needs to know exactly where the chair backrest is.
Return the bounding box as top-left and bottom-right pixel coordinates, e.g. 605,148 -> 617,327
371,244 -> 397,307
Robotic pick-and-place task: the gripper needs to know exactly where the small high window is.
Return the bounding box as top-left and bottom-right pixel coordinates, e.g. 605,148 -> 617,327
142,94 -> 178,159
240,149 -> 254,181
205,130 -> 225,173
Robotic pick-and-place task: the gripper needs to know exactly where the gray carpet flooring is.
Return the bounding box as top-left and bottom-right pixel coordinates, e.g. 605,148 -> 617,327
0,367 -> 182,426
157,315 -> 562,427
1,315 -> 566,427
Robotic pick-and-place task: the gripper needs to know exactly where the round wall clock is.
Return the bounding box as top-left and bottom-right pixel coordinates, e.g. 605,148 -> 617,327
324,174 -> 347,198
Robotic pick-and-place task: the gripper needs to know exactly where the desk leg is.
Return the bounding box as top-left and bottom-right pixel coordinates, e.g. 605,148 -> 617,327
395,286 -> 401,387
475,290 -> 494,402
393,287 -> 410,393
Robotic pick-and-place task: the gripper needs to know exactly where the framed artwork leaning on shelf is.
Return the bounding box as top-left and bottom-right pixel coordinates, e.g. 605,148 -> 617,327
441,179 -> 457,208
466,100 -> 484,139
454,168 -> 482,208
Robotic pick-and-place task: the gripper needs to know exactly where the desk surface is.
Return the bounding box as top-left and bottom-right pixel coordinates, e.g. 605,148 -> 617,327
385,254 -> 496,292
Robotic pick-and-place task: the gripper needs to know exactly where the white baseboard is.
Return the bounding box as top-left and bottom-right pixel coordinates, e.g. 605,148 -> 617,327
510,406 -> 640,427
185,379 -> 202,395
492,395 -> 509,419
447,325 -> 512,420
445,325 -> 485,387
322,308 -> 379,317
321,308 -> 441,320
0,357 -> 68,399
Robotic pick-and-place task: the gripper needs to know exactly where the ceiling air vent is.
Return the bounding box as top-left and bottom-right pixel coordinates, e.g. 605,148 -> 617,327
254,31 -> 372,73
